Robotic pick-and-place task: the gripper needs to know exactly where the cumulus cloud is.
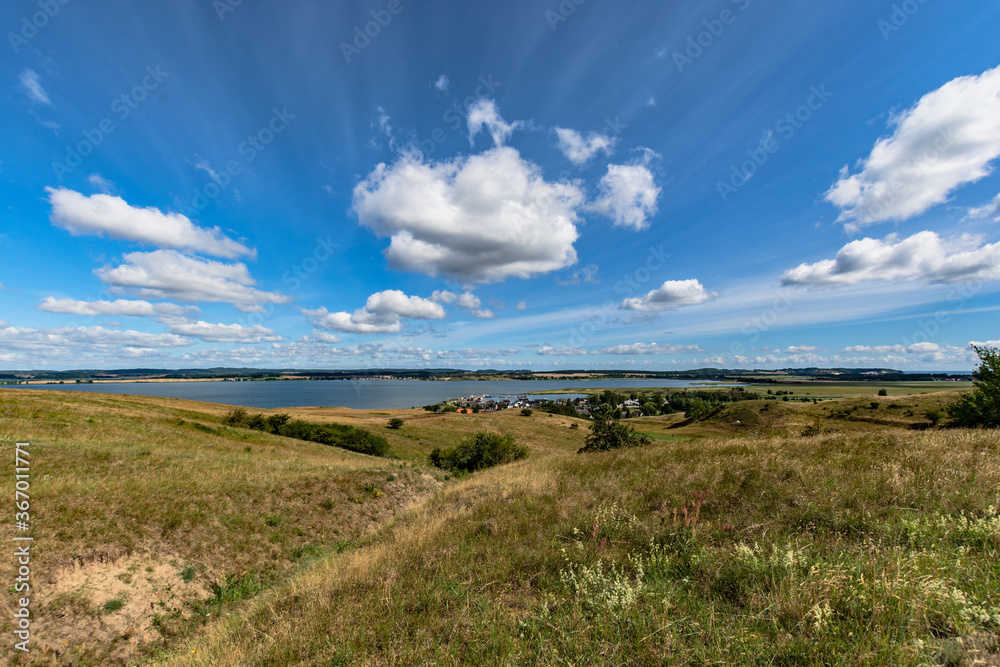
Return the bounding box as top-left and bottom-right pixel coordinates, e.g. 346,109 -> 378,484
595,342 -> 702,355
621,279 -> 717,312
310,290 -> 445,335
434,74 -> 450,92
37,296 -> 196,318
353,146 -> 585,282
555,128 -> 617,166
589,151 -> 660,230
47,188 -> 253,259
19,69 -> 51,106
96,250 -> 292,305
780,231 -> 1000,287
454,292 -> 495,319
467,99 -> 523,147
161,319 -> 283,343
825,65 -> 1000,229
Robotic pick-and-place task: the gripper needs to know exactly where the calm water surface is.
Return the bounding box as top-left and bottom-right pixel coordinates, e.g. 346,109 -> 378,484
10,378 -> 721,409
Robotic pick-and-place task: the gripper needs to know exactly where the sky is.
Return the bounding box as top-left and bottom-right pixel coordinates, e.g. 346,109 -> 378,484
1,1 -> 1000,372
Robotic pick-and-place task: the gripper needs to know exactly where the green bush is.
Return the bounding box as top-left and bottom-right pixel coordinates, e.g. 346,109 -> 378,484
949,345 -> 1000,427
579,405 -> 652,454
387,417 -> 404,429
520,408 -> 533,417
429,431 -> 528,473
222,409 -> 391,457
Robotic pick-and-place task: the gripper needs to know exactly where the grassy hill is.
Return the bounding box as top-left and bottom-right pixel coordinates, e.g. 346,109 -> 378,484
2,386 -> 999,666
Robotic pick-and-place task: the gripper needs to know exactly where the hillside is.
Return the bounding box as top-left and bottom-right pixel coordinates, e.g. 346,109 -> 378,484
2,387 -> 999,665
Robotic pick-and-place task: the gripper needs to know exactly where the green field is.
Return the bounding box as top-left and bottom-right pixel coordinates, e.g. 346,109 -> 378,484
2,384 -> 998,666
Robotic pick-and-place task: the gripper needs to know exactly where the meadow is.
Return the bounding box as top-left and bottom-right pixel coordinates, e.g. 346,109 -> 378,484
1,382 -> 998,666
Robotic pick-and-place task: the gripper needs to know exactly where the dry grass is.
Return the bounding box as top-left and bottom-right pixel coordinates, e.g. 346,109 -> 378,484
3,387 -> 999,666
0,389 -> 443,666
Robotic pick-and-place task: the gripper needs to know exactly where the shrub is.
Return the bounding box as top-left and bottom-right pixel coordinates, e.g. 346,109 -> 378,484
222,407 -> 249,427
387,417 -> 404,430
222,409 -> 391,457
579,405 -> 652,454
429,431 -> 528,473
949,345 -> 1000,427
878,388 -> 889,396
925,408 -> 943,427
521,408 -> 533,417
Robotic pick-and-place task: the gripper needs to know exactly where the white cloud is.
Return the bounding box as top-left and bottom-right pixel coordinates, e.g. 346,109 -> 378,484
310,290 -> 445,335
554,128 -> 617,166
434,74 -> 450,92
47,188 -> 253,259
429,290 -> 458,304
516,301 -> 527,311
454,292 -> 495,319
621,279 -> 717,312
37,297 -> 196,318
162,320 -> 283,343
595,342 -> 702,355
536,345 -> 588,356
589,151 -> 660,230
556,264 -> 600,286
969,193 -> 1000,222
365,290 -> 446,320
0,325 -> 190,351
784,345 -> 822,354
19,69 -> 51,106
300,330 -> 343,344
96,250 -> 292,305
88,174 -> 114,192
467,99 -> 523,147
825,65 -> 1000,229
353,146 -> 584,282
780,231 -> 1000,287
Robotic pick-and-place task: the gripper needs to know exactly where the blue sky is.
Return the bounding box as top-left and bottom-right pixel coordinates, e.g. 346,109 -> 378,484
2,0 -> 999,371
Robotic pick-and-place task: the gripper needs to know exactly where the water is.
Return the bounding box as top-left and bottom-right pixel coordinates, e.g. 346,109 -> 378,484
7,378 -> 720,410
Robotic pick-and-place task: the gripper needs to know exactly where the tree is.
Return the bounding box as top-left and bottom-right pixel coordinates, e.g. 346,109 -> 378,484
878,388 -> 888,397
520,408 -> 533,417
642,402 -> 658,416
948,345 -> 1000,427
578,405 -> 652,453
387,417 -> 404,430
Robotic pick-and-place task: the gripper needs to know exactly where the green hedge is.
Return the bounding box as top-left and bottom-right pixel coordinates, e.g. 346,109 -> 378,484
223,408 -> 391,457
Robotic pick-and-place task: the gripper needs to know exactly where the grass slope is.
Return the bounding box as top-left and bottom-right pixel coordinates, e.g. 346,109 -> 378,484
0,389 -> 443,666
154,393 -> 1000,666
3,387 -> 999,666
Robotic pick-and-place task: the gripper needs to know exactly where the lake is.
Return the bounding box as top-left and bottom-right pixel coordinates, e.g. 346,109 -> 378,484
8,378 -> 721,410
